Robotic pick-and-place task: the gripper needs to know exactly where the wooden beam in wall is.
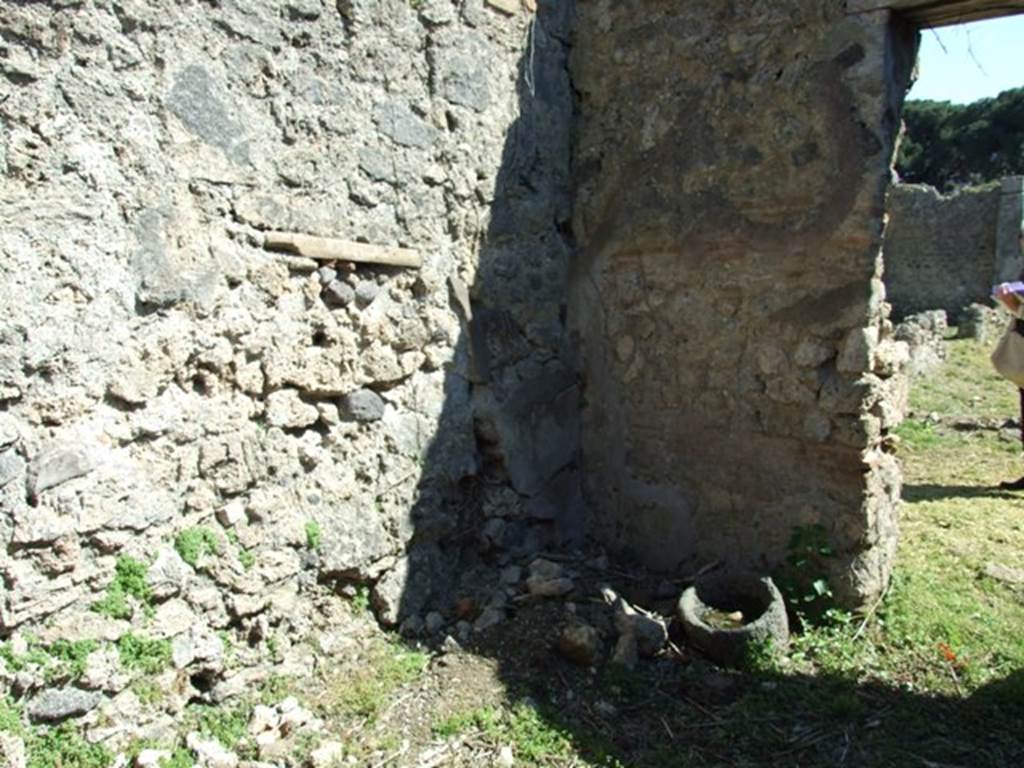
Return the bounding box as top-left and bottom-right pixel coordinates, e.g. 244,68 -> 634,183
847,0 -> 1024,27
485,0 -> 520,15
263,232 -> 422,269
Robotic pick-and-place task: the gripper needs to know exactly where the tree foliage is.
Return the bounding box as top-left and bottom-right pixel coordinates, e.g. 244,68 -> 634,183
896,87 -> 1024,191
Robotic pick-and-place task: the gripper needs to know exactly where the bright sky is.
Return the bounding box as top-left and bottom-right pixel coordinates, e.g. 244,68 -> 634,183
908,13 -> 1024,103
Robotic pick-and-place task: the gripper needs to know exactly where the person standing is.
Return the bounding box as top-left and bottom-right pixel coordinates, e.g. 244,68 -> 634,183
993,256 -> 1024,490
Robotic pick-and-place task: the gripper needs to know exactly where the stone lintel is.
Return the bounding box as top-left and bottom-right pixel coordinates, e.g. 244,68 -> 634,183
847,0 -> 1024,27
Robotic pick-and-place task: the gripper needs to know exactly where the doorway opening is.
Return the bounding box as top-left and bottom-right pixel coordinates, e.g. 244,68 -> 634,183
879,4 -> 1024,726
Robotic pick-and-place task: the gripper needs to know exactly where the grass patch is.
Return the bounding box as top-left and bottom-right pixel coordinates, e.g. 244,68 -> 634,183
893,417 -> 942,450
190,701 -> 252,752
131,677 -> 165,706
494,703 -> 575,763
0,694 -> 25,735
433,702 -> 624,767
327,641 -> 428,721
26,724 -> 113,768
158,748 -> 194,768
174,527 -> 220,568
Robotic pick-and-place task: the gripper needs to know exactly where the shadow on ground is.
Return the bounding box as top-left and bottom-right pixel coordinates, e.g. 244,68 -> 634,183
902,483 -> 1020,502
461,596 -> 1024,768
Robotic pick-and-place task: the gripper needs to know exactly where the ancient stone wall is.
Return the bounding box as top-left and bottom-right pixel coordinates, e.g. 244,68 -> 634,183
569,0 -> 915,607
883,182 -> 1002,320
0,0 -> 575,721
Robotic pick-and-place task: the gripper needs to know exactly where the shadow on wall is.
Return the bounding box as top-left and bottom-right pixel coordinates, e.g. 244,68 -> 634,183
388,1 -> 583,632
377,6 -> 1024,767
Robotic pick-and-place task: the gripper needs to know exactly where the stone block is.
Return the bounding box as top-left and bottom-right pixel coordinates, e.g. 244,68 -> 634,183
373,100 -> 436,149
28,448 -> 92,497
265,390 -> 319,429
168,64 -> 248,163
27,688 -> 103,724
340,389 -> 385,422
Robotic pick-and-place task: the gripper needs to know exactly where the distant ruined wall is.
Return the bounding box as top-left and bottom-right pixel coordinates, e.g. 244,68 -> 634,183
883,182 -> 1002,320
570,1 -> 915,607
0,0 -> 575,669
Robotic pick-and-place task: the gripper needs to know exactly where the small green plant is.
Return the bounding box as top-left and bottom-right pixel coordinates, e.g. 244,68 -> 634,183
44,639 -> 98,683
174,527 -> 220,568
238,549 -> 256,571
92,556 -> 152,619
2,638 -> 98,685
217,630 -> 235,664
773,524 -> 836,624
739,636 -> 779,672
192,702 -> 250,750
159,748 -> 195,768
351,585 -> 371,613
117,633 -> 171,674
131,678 -> 165,706
258,674 -> 290,705
290,731 -> 321,766
433,707 -> 503,738
0,639 -> 50,672
26,723 -> 113,768
0,693 -> 24,734
305,520 -> 322,551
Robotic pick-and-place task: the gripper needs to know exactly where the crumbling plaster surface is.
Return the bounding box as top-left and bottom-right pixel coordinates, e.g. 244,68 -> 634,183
0,0 -> 577,667
569,1 -> 916,607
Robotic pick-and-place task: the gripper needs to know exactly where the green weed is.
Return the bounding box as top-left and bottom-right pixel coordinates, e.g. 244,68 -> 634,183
26,724 -> 112,768
773,523 -> 835,623
432,707 -> 502,738
351,585 -> 370,614
0,640 -> 49,673
159,748 -> 194,768
305,521 -> 321,551
238,549 -> 256,571
117,634 -> 171,674
45,640 -> 98,681
131,678 -> 165,706
258,675 -> 290,705
0,694 -> 25,734
192,702 -> 250,751
174,527 -> 220,568
2,638 -> 97,684
92,555 -> 152,619
740,635 -> 780,673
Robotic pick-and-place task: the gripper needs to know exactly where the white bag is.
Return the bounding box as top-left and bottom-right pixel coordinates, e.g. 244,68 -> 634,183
991,320 -> 1024,388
